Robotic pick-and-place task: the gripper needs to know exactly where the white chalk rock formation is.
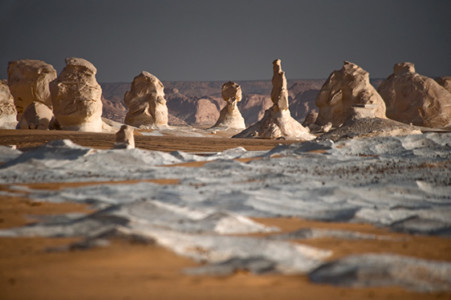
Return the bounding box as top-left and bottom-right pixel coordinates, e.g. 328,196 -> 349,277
234,59 -> 315,140
124,71 -> 168,128
50,57 -> 104,132
0,80 -> 18,129
114,125 -> 135,149
17,102 -> 54,130
378,63 -> 451,128
315,61 -> 386,128
211,81 -> 245,129
7,59 -> 56,120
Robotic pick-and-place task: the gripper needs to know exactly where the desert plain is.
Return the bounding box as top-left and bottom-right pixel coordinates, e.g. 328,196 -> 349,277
0,127 -> 450,300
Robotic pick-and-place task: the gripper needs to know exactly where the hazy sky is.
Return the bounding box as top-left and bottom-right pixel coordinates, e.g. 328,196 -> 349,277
1,0 -> 450,82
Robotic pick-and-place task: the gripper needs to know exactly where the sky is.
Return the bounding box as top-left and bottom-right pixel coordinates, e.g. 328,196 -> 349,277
1,0 -> 450,82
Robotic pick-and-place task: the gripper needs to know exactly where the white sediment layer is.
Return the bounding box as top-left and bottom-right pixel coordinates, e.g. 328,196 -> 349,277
1,133 -> 450,291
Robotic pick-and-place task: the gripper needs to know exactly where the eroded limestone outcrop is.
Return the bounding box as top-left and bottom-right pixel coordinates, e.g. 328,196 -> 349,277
378,63 -> 451,128
315,61 -> 386,129
16,101 -> 54,130
114,125 -> 135,149
0,80 -> 18,129
7,59 -> 57,126
211,81 -> 245,129
233,59 -> 315,140
50,57 -> 105,132
124,71 -> 168,128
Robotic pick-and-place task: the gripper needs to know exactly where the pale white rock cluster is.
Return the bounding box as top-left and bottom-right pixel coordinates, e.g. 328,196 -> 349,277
378,62 -> 451,128
0,80 -> 17,129
7,59 -> 57,129
234,59 -> 315,140
211,81 -> 245,129
315,61 -> 386,129
124,71 -> 168,128
50,57 -> 106,132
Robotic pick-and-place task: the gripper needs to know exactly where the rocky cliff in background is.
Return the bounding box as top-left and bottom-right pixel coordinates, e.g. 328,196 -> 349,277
101,79 -> 328,127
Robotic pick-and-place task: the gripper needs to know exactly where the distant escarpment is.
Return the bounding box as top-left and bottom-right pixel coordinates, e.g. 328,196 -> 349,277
100,79 -> 325,127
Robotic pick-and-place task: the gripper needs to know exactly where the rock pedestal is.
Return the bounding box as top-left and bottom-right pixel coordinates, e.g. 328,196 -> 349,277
50,57 -> 104,132
378,62 -> 451,128
315,61 -> 386,128
124,71 -> 168,128
0,80 -> 18,129
234,59 -> 315,140
7,59 -> 57,126
212,81 -> 246,129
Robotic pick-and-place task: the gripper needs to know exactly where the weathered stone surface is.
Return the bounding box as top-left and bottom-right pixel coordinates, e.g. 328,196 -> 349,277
16,101 -> 54,130
124,71 -> 168,128
436,76 -> 451,95
315,61 -> 386,128
271,59 -> 289,110
7,59 -> 56,122
50,57 -> 104,132
114,125 -> 135,149
234,59 -> 315,140
0,80 -> 18,129
212,81 -> 245,129
378,63 -> 451,128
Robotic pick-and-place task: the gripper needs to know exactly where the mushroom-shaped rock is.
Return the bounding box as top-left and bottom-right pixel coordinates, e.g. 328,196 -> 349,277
378,63 -> 451,128
114,125 -> 135,149
7,59 -> 56,121
17,101 -> 54,130
50,57 -> 104,132
211,81 -> 245,129
0,80 -> 18,129
315,61 -> 386,128
124,71 -> 168,128
233,59 -> 315,140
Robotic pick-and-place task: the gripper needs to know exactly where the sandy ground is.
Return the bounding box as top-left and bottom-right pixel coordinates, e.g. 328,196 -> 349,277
1,129 -> 451,299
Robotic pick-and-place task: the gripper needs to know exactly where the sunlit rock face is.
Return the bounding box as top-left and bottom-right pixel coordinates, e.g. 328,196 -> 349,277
234,59 -> 315,140
378,62 -> 451,128
0,80 -> 18,129
315,61 -> 386,128
7,59 -> 56,123
212,81 -> 245,129
50,57 -> 104,132
124,71 -> 168,128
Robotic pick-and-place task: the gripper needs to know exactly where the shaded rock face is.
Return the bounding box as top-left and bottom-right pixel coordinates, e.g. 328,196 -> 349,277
436,77 -> 451,94
50,57 -> 104,132
212,81 -> 246,129
124,71 -> 168,128
378,63 -> 451,128
114,125 -> 135,149
7,59 -> 57,120
0,80 -> 18,129
17,102 -> 54,130
315,61 -> 386,128
234,59 -> 315,140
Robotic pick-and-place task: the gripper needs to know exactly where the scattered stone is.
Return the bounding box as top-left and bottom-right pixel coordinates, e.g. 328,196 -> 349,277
315,61 -> 386,129
124,71 -> 168,128
50,57 -> 105,132
378,62 -> 451,128
233,59 -> 315,140
0,80 -> 18,129
7,59 -> 57,120
114,125 -> 135,149
211,81 -> 246,129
